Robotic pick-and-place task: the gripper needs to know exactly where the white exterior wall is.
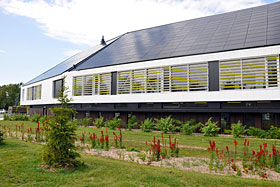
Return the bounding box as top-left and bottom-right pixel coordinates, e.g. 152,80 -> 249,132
21,45 -> 280,106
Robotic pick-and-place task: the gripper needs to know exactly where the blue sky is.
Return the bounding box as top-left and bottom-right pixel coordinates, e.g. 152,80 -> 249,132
0,0 -> 278,85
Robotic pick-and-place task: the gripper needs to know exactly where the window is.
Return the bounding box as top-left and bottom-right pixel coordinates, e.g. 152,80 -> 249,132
220,55 -> 280,90
73,73 -> 111,96
53,79 -> 63,98
26,85 -> 42,100
117,62 -> 208,94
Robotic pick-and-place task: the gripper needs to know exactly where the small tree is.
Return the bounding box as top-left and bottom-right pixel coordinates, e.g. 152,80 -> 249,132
42,77 -> 82,168
127,115 -> 138,130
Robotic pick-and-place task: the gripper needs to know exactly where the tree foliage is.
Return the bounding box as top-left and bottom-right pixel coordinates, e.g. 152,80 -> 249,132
42,77 -> 81,168
0,83 -> 21,109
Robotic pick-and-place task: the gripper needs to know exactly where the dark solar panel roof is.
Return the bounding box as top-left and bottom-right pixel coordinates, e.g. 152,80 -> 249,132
76,1 -> 280,71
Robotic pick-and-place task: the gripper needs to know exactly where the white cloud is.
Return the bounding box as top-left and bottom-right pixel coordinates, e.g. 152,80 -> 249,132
0,0 -> 265,46
0,49 -> 6,54
63,49 -> 82,57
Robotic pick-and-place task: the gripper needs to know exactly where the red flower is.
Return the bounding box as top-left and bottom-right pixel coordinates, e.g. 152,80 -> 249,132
231,158 -> 234,163
247,141 -> 249,147
260,144 -> 262,150
101,131 -> 103,135
118,125 -> 121,130
113,132 -> 115,135
244,138 -> 247,146
80,138 -> 84,142
226,146 -> 229,152
252,150 -> 256,155
263,143 -> 267,149
234,140 -> 237,146
208,148 -> 211,151
146,140 -> 147,146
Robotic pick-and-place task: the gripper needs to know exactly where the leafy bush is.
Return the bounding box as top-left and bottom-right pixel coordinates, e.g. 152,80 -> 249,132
155,115 -> 177,133
9,114 -> 29,121
39,115 -> 48,124
3,113 -> 9,120
0,130 -> 4,145
140,118 -> 154,132
248,127 -> 267,138
267,126 -> 280,139
31,113 -> 41,122
231,121 -> 247,138
94,116 -> 104,128
181,120 -> 201,135
248,126 -> 280,139
105,116 -> 122,130
201,118 -> 220,137
127,115 -> 138,130
79,117 -> 92,127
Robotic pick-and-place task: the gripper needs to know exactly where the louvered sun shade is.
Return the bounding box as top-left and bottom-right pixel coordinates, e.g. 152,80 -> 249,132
117,62 -> 208,94
220,55 -> 280,90
73,73 -> 111,96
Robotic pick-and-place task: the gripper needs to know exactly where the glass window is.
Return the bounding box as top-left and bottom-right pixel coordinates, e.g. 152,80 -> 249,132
53,79 -> 63,98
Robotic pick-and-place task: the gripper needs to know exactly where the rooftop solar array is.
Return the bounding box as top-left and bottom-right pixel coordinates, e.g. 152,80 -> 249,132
76,1 -> 280,70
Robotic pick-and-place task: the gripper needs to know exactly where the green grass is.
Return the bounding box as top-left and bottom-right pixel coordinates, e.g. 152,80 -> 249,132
1,137 -> 280,186
0,120 -> 279,159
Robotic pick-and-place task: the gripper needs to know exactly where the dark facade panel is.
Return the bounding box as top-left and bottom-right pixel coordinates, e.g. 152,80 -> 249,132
208,61 -> 219,91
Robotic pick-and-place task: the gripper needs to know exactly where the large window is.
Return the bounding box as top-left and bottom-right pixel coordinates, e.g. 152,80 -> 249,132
53,79 -> 63,98
220,55 -> 280,90
73,73 -> 111,96
27,85 -> 42,100
117,62 -> 208,94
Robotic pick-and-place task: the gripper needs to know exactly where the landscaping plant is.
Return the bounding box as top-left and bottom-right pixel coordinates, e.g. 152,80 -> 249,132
127,115 -> 138,130
42,78 -> 82,168
155,115 -> 177,133
140,118 -> 154,132
105,116 -> 122,130
181,120 -> 201,135
79,117 -> 92,127
31,113 -> 41,123
201,117 -> 220,137
231,121 -> 247,138
94,116 -> 104,128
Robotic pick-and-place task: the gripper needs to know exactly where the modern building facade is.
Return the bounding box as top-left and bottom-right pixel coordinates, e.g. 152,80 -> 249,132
21,2 -> 280,129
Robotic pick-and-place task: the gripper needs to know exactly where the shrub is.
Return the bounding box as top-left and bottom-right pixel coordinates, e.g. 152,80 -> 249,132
105,116 -> 122,130
231,121 -> 247,138
9,114 -> 29,121
0,130 -> 4,145
155,115 -> 177,133
181,120 -> 201,135
267,126 -> 280,139
39,115 -> 48,124
79,117 -> 92,127
94,116 -> 104,128
140,118 -> 154,132
201,118 -> 220,137
248,127 -> 267,138
3,113 -> 10,120
31,113 -> 41,122
127,115 -> 138,130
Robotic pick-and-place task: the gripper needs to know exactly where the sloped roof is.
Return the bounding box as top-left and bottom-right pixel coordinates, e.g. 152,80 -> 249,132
26,1 -> 280,85
76,1 -> 280,70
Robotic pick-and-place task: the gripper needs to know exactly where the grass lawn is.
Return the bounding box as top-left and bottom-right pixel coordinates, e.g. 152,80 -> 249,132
1,137 -> 280,186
